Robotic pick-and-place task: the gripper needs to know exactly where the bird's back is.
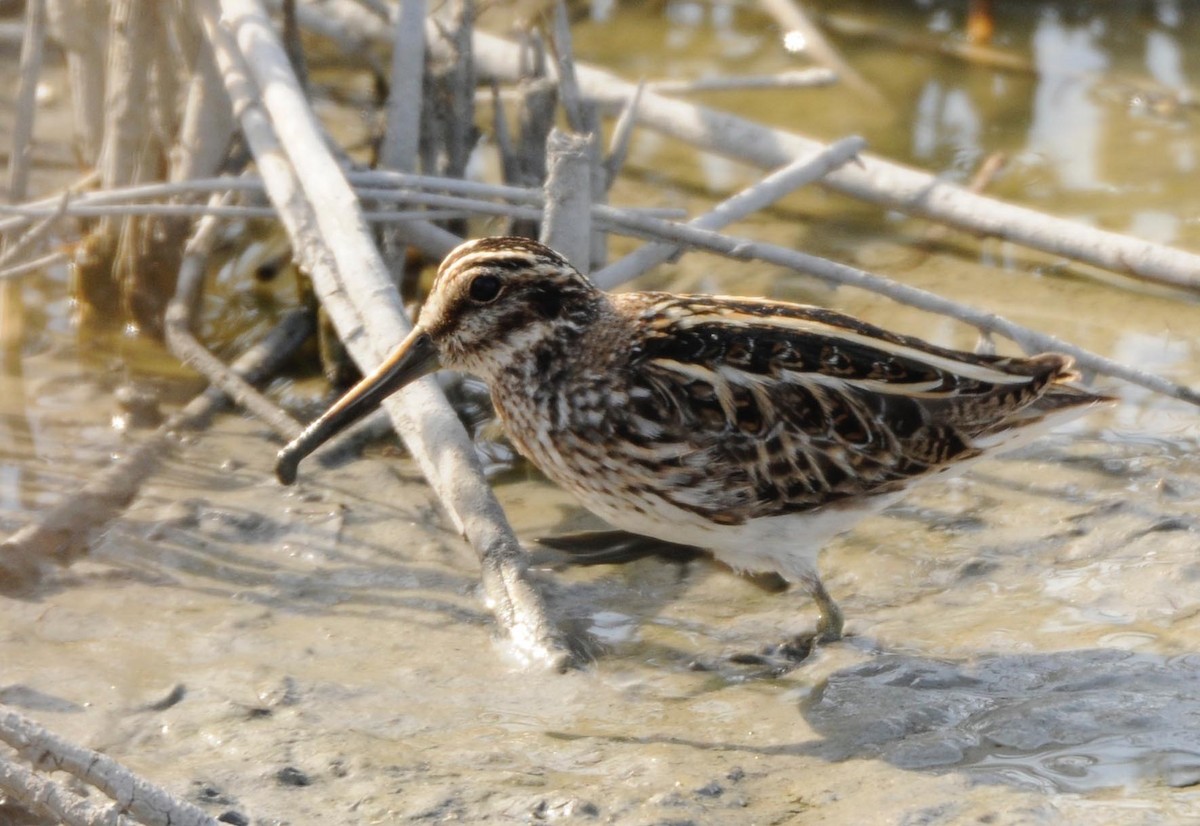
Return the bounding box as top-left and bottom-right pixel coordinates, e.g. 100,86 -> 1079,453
590,292 -> 1111,526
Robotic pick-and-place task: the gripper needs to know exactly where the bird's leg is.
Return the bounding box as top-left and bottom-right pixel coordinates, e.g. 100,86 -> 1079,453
727,575 -> 844,673
773,576 -> 844,661
808,577 -> 844,644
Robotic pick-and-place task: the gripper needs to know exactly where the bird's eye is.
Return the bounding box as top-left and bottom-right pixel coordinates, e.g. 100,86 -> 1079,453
468,274 -> 502,303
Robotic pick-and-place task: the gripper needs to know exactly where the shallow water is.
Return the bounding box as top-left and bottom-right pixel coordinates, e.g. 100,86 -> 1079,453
3,2 -> 1200,824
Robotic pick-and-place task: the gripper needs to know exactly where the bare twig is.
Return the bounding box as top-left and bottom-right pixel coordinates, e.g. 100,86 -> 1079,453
482,68 -> 838,105
380,0 -> 426,174
603,80 -> 643,186
6,0 -> 46,203
2,0 -> 47,350
549,0 -> 589,135
0,754 -> 142,826
647,68 -> 837,94
171,13 -> 236,185
589,207 -> 1200,407
541,129 -> 594,272
0,195 -> 67,272
0,708 -> 220,826
206,0 -> 578,669
451,25 -> 1200,295
164,191 -> 303,442
548,0 -> 606,267
45,0 -> 107,162
919,151 -> 1008,248
593,135 -> 866,289
0,251 -> 67,281
378,0 -> 428,289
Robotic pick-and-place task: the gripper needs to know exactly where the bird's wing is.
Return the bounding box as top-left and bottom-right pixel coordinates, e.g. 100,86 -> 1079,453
617,293 -> 1091,522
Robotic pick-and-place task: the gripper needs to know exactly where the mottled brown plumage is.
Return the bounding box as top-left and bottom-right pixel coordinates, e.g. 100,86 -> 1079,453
277,236 -> 1111,659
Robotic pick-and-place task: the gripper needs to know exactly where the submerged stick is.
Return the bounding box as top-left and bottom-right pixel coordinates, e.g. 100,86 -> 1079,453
0,310 -> 313,591
165,192 -> 303,442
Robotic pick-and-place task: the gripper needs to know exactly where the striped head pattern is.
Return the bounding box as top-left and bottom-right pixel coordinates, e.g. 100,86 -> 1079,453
418,237 -> 603,377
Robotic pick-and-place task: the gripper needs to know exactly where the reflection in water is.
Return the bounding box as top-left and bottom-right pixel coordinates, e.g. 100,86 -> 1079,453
804,650 -> 1200,793
1028,13 -> 1106,191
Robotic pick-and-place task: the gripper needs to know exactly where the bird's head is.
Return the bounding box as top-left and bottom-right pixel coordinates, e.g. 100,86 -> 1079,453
417,236 -> 601,376
275,237 -> 599,484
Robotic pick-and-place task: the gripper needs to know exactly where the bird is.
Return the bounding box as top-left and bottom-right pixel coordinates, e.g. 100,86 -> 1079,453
276,236 -> 1111,664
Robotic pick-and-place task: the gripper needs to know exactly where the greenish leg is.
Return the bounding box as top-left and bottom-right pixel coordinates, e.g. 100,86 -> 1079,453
809,577 -> 844,644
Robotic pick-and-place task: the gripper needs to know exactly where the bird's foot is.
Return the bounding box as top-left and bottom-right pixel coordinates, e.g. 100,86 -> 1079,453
689,636 -> 809,679
727,637 -> 815,675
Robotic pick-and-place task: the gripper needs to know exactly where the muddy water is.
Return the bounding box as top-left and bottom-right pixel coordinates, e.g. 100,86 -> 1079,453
4,3 -> 1200,824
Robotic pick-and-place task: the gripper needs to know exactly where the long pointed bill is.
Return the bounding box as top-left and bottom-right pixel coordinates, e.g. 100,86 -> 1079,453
275,328 -> 439,485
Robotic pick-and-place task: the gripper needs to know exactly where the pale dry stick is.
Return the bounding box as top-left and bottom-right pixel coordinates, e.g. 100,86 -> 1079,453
45,0 -> 107,162
482,68 -> 838,104
439,25 -> 1200,294
757,0 -> 885,104
351,172 -> 685,218
378,0 -> 427,287
95,0 -> 154,240
549,0 -> 607,268
602,81 -> 643,187
0,194 -> 68,272
0,200 -> 470,225
0,201 -> 469,224
0,309 -> 314,590
0,709 -> 220,826
0,754 -> 142,826
6,0 -> 46,203
549,0 -> 588,135
590,207 -> 1200,407
205,0 -> 577,668
171,14 -> 236,185
919,151 -> 1008,248
380,0 -> 426,174
150,1 -> 182,143
541,129 -> 595,272
165,193 -> 304,442
361,187 -> 683,241
593,134 -> 867,289
0,251 -> 68,282
0,176 -> 684,238
1,0 -> 47,349
647,68 -> 837,94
